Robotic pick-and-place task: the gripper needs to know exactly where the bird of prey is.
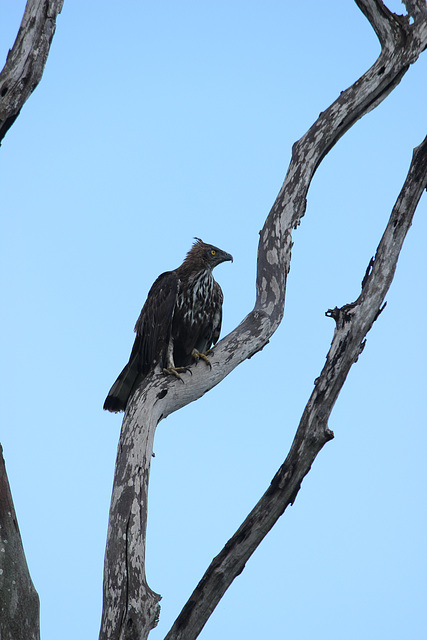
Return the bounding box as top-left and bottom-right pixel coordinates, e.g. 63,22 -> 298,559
103,238 -> 233,412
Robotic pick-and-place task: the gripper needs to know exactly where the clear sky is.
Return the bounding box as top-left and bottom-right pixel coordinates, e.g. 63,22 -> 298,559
1,2 -> 426,639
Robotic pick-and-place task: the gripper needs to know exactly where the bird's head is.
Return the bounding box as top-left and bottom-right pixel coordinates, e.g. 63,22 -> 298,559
187,238 -> 233,270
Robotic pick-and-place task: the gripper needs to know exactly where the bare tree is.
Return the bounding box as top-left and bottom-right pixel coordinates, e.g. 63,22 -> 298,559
98,2 -> 427,640
0,2 -> 426,640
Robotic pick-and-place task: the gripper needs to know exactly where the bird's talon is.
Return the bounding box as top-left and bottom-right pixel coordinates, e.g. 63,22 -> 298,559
192,349 -> 213,369
163,366 -> 191,382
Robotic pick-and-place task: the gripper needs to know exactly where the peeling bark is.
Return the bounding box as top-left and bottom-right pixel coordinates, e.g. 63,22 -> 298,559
0,0 -> 64,144
99,2 -> 427,639
0,445 -> 40,640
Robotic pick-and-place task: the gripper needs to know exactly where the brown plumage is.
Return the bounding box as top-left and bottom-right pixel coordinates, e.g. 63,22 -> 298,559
103,239 -> 233,412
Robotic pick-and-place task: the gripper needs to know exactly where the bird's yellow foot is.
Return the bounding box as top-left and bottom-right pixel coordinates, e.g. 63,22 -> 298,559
163,366 -> 191,382
191,349 -> 213,369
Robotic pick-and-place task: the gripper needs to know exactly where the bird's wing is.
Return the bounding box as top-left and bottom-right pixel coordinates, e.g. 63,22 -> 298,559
211,281 -> 224,346
132,270 -> 179,374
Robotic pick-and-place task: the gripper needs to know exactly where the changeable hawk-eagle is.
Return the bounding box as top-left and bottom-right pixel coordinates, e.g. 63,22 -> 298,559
103,238 -> 233,412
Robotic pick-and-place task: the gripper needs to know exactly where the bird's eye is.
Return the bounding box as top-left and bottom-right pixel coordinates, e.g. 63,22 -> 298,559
210,250 -> 216,256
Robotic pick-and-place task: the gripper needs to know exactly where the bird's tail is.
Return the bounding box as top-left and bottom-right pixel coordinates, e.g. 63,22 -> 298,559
103,357 -> 140,412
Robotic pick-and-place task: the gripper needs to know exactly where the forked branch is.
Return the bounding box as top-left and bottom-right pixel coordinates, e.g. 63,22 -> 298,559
164,136 -> 427,640
99,2 -> 427,639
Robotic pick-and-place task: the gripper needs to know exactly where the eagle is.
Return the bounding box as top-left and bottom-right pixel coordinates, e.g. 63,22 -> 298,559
103,238 -> 233,412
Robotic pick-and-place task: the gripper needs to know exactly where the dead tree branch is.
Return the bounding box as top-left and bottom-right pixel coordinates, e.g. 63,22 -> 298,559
164,134 -> 427,640
0,3 -> 63,638
99,2 -> 427,639
0,0 -> 64,144
0,445 -> 40,640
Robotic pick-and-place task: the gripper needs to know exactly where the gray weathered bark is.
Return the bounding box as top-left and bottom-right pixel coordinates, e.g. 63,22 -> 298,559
0,2 -> 63,638
0,445 -> 40,640
164,133 -> 427,640
99,2 -> 427,639
0,0 -> 64,144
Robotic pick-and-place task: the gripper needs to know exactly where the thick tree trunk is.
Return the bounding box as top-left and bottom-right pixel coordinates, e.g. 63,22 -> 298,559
0,445 -> 40,640
99,386 -> 163,640
99,2 -> 427,639
0,0 -> 64,144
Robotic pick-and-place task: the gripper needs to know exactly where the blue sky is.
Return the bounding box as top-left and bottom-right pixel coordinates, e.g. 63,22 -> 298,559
1,2 -> 426,639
